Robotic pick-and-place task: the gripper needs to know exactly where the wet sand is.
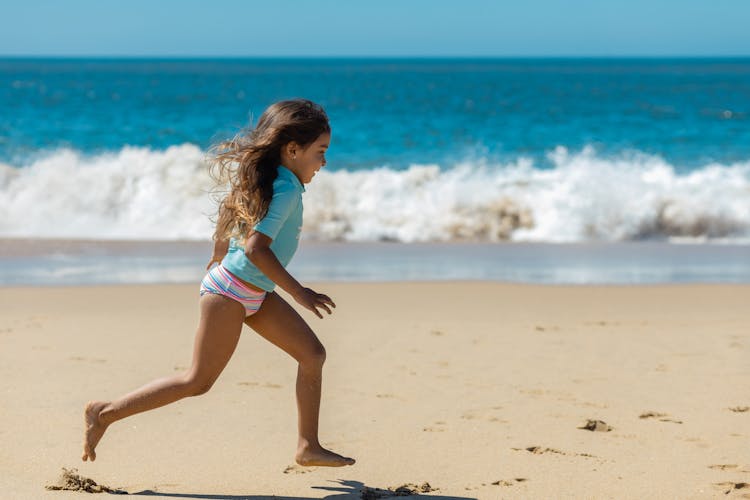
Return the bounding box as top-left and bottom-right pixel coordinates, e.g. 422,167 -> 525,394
0,282 -> 748,499
3,238 -> 750,286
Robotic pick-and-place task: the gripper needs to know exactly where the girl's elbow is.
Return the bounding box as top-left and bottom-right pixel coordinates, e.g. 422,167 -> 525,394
244,245 -> 265,264
244,247 -> 257,263
245,232 -> 272,264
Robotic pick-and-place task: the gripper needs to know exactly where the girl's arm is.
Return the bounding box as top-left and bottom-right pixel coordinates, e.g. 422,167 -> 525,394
245,232 -> 335,318
206,237 -> 229,270
208,203 -> 231,269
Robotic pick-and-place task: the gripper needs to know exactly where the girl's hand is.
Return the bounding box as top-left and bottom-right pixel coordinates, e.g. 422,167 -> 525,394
206,255 -> 224,270
207,238 -> 229,270
292,287 -> 336,319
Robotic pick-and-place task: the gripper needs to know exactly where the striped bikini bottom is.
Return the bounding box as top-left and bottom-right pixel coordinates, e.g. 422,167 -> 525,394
200,264 -> 267,317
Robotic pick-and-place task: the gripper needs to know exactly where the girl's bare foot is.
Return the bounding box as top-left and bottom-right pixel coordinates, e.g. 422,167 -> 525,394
82,401 -> 110,462
295,441 -> 355,467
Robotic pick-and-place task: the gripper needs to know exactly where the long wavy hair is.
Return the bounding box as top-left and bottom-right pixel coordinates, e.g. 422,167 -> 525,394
208,99 -> 330,242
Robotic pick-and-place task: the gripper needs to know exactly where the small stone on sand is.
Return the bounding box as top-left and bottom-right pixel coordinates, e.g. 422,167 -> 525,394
578,419 -> 613,432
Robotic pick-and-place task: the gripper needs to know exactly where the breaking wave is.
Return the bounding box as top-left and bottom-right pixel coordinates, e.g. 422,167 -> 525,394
1,145 -> 749,243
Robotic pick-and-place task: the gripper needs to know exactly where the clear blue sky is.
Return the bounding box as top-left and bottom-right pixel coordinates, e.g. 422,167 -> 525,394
2,0 -> 749,57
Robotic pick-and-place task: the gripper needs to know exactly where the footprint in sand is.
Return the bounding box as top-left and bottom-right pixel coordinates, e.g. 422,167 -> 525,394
709,464 -> 738,471
512,446 -> 597,459
491,478 -> 529,487
578,419 -> 613,432
658,417 -> 682,424
534,325 -> 560,332
639,411 -> 667,419
514,446 -> 565,455
423,421 -> 447,432
283,464 -> 312,474
362,482 -> 436,499
713,481 -> 750,495
639,411 -> 683,424
45,468 -> 126,494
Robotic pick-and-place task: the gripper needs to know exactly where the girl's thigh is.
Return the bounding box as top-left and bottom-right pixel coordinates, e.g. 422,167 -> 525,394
244,291 -> 325,362
189,293 -> 246,382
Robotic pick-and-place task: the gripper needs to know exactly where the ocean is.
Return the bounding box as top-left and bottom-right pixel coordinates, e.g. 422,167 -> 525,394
1,57 -> 749,284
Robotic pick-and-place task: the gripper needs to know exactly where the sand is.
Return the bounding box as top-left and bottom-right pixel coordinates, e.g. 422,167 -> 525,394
0,282 -> 748,499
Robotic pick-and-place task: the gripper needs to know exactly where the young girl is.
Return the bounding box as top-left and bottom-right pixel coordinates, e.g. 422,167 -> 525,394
82,99 -> 355,468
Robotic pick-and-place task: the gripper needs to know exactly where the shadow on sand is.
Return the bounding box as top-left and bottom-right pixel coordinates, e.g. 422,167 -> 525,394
131,478 -> 477,500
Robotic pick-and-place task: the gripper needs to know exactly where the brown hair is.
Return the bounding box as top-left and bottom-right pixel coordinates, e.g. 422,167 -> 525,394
208,99 -> 330,242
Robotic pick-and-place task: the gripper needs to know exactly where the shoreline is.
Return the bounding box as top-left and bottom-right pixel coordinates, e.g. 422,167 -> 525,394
2,239 -> 750,286
4,280 -> 750,290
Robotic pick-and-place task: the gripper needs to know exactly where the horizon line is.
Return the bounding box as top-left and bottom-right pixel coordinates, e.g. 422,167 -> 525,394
1,54 -> 749,60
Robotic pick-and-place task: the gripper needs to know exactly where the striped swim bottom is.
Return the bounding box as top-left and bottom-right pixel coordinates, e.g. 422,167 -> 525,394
200,264 -> 267,317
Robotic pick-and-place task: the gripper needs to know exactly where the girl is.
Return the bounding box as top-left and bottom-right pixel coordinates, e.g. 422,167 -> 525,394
82,99 -> 355,468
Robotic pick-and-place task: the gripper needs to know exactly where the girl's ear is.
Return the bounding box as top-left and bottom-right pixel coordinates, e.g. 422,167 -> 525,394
286,141 -> 298,159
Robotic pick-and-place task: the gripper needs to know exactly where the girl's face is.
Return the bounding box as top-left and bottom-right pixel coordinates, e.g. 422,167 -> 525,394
285,132 -> 330,185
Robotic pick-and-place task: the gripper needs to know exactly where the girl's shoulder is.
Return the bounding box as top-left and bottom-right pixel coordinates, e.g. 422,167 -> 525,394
271,176 -> 301,197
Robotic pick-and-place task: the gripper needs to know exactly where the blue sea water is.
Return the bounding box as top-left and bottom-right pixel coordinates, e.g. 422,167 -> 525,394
1,58 -> 749,284
2,57 -> 749,169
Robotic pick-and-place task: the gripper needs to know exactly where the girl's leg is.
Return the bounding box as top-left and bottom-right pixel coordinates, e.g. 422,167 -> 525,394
244,291 -> 355,467
82,293 -> 245,461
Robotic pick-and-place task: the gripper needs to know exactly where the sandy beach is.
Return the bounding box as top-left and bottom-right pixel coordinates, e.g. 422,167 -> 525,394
1,282 -> 748,499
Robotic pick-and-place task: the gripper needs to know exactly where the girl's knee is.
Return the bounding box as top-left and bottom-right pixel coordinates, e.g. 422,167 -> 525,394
300,342 -> 326,368
191,382 -> 214,396
182,372 -> 216,397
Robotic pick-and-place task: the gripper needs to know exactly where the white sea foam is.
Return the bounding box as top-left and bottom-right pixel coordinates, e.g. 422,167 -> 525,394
0,144 -> 214,240
1,145 -> 749,243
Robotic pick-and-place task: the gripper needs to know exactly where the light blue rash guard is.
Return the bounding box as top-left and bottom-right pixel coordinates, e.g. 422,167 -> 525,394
221,166 -> 304,292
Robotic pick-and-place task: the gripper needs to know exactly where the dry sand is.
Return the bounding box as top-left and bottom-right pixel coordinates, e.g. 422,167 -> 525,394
0,282 -> 748,499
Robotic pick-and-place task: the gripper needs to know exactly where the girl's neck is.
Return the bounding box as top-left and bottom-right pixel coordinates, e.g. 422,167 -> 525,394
279,164 -> 304,186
